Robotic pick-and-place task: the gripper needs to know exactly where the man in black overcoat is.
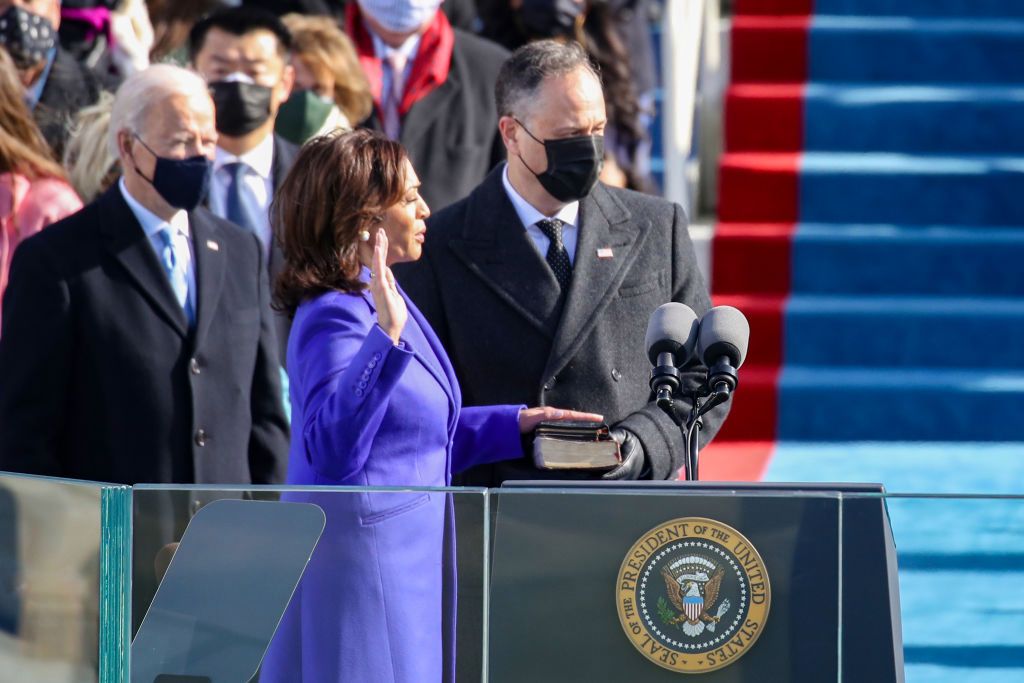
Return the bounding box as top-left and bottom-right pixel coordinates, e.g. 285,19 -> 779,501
0,64 -> 289,486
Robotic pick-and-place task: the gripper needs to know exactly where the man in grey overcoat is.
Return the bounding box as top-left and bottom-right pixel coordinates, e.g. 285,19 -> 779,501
397,40 -> 730,485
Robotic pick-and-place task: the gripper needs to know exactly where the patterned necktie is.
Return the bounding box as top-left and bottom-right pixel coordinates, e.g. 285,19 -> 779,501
224,161 -> 259,236
158,227 -> 194,326
382,51 -> 407,139
536,218 -> 572,290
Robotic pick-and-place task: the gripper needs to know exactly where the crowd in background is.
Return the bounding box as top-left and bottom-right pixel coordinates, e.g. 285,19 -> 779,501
0,0 -> 658,338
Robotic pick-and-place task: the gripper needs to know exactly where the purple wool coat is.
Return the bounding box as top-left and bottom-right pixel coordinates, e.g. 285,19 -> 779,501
260,268 -> 522,682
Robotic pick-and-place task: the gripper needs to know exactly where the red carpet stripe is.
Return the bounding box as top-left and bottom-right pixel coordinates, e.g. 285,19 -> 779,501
705,0 -> 811,478
725,84 -> 805,152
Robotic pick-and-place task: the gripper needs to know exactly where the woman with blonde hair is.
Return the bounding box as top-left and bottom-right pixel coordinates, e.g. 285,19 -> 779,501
63,92 -> 120,204
275,13 -> 374,145
0,49 -> 82,330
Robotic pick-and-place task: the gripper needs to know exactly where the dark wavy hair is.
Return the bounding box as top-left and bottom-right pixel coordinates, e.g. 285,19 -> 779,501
272,129 -> 409,317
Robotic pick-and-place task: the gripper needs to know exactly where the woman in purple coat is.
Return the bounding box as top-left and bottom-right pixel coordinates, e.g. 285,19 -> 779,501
260,130 -> 598,682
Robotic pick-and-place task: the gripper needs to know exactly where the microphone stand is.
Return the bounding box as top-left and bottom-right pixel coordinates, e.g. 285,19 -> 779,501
653,363 -> 736,481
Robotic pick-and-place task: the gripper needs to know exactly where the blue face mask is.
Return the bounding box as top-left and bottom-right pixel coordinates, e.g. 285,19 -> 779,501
132,135 -> 213,211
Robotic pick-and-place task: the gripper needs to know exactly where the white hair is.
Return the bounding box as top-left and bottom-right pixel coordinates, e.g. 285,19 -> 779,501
107,64 -> 211,158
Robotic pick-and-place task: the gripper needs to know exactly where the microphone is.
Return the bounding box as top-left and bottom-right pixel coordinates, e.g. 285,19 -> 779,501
644,303 -> 699,408
696,306 -> 750,396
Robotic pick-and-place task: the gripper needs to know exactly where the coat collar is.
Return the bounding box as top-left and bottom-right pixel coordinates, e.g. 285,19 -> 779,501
98,185 -> 189,337
357,266 -> 459,413
189,211 -> 226,350
98,185 -> 226,344
447,165 -> 565,337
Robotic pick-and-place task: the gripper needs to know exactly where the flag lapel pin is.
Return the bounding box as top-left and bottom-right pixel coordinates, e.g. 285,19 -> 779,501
206,240 -> 219,251
597,247 -> 614,259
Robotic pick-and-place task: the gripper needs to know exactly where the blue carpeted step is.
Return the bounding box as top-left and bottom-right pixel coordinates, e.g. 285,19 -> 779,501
785,295 -> 1024,368
764,449 -> 1024,678
815,0 -> 1024,19
763,443 -> 1024,493
792,224 -> 1024,297
808,16 -> 1024,84
804,84 -> 1024,154
777,367 -> 1024,440
799,153 -> 1024,226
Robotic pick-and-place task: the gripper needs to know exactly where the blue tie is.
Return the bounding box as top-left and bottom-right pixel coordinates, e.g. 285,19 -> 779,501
224,161 -> 260,238
158,227 -> 194,326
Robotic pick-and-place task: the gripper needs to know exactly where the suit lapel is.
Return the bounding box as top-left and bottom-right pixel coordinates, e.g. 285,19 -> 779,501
190,212 -> 225,349
271,134 -> 297,193
447,168 -> 564,337
402,285 -> 461,411
99,187 -> 188,337
360,287 -> 455,409
544,184 -> 647,378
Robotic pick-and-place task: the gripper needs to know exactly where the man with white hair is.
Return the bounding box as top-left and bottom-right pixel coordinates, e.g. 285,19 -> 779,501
0,63 -> 289,485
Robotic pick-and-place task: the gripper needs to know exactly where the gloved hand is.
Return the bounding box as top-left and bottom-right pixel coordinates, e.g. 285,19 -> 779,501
603,428 -> 648,480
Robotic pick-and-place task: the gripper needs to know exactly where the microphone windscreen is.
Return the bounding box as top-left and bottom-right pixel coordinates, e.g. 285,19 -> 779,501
697,306 -> 750,368
645,303 -> 699,365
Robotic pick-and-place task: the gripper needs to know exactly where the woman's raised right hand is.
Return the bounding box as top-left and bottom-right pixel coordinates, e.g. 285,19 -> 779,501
369,228 -> 407,344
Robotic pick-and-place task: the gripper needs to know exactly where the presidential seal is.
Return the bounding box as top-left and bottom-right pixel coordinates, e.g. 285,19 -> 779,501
616,517 -> 770,674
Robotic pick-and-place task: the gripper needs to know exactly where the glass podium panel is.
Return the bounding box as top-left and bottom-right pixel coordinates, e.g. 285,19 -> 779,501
0,472 -> 112,683
488,484 -> 843,682
129,486 -> 488,683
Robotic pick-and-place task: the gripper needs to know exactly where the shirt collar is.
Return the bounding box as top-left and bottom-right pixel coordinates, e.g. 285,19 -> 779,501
371,30 -> 421,64
118,177 -> 189,238
501,163 -> 579,229
214,132 -> 275,179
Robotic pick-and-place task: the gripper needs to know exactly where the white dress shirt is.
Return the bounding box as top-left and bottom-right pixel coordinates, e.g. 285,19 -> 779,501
209,133 -> 275,260
119,177 -> 196,315
501,163 -> 580,265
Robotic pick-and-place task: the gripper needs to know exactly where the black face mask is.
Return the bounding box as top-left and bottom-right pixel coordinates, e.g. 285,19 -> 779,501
132,135 -> 213,211
0,5 -> 57,70
516,119 -> 604,203
209,80 -> 274,137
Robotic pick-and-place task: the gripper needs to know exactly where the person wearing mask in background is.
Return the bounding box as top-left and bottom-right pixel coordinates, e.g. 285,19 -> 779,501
397,41 -> 730,486
0,0 -> 102,159
57,0 -> 154,84
346,0 -> 509,212
478,0 -> 656,193
0,47 -> 81,330
276,12 -> 373,146
189,6 -> 296,366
